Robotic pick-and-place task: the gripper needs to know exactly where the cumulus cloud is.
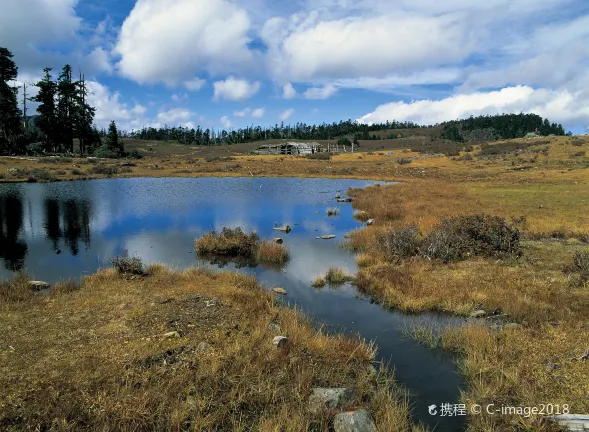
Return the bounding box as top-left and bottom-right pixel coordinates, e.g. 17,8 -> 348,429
251,108 -> 265,118
171,93 -> 188,102
213,76 -> 261,101
233,107 -> 265,118
279,108 -> 295,122
220,116 -> 232,128
303,84 -> 338,100
115,0 -> 254,86
86,81 -> 150,130
262,13 -> 471,83
282,83 -> 297,99
183,77 -> 206,91
357,86 -> 589,131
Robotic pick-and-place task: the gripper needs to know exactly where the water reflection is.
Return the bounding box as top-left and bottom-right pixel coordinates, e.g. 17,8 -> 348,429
0,178 -> 465,431
0,192 -> 27,270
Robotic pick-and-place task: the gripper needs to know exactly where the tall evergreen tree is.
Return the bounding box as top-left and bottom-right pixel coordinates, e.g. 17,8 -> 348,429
0,47 -> 23,154
105,120 -> 123,156
32,68 -> 58,152
74,73 -> 97,156
56,64 -> 77,153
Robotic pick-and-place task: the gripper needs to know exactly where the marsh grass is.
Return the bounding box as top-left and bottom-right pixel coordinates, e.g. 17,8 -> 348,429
325,267 -> 352,285
311,276 -> 327,288
0,266 -> 414,431
0,272 -> 33,304
257,240 -> 290,263
195,227 -> 259,258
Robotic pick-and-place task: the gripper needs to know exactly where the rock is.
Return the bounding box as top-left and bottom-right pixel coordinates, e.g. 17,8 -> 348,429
163,331 -> 180,339
308,387 -> 357,414
196,342 -> 211,352
504,323 -> 523,330
470,310 -> 486,318
366,219 -> 374,226
336,198 -> 354,203
272,237 -> 284,244
272,336 -> 288,348
268,323 -> 282,333
333,410 -> 377,432
55,249 -> 61,254
273,224 -> 292,233
28,281 -> 50,291
316,235 -> 336,240
272,287 -> 287,295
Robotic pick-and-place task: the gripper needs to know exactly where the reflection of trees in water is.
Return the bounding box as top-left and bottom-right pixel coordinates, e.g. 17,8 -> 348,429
0,193 -> 28,271
43,198 -> 92,255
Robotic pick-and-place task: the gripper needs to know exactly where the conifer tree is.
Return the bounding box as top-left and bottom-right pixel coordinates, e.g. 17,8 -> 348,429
0,47 -> 23,154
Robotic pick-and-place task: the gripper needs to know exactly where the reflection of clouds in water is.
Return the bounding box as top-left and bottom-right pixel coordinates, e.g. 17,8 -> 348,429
122,229 -> 200,269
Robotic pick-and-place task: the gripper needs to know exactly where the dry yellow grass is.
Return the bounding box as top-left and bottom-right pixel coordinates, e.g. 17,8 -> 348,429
257,241 -> 290,263
0,266 -> 414,431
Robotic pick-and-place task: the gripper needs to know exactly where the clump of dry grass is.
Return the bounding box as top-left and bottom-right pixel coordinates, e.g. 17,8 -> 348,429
195,227 -> 259,258
311,276 -> 327,288
325,267 -> 351,285
51,279 -> 80,295
0,266 -> 413,431
257,240 -> 290,263
326,207 -> 340,216
0,272 -> 33,304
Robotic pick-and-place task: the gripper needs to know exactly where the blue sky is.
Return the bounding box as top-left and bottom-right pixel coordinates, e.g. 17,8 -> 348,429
2,0 -> 589,133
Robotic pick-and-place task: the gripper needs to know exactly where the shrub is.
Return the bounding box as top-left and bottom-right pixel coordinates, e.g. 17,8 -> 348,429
571,139 -> 584,147
89,164 -> 119,175
205,156 -> 234,163
71,169 -> 83,175
462,153 -> 473,161
422,215 -> 520,261
111,255 -> 144,275
94,146 -> 120,159
396,157 -> 413,165
257,241 -> 289,263
0,272 -> 33,303
377,225 -> 421,260
569,151 -> 586,158
195,227 -> 259,257
566,250 -> 589,286
129,150 -> 143,159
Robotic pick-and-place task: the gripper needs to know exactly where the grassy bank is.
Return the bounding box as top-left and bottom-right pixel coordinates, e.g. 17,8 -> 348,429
0,266 -> 415,431
344,135 -> 589,431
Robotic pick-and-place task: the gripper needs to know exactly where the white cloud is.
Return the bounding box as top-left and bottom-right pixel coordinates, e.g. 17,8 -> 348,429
262,13 -> 471,83
220,116 -> 232,128
171,93 -> 188,102
357,86 -> 589,131
279,108 -> 295,122
282,83 -> 297,99
156,108 -> 193,124
87,81 -> 150,130
184,77 -> 206,91
303,84 -> 338,100
251,107 -> 265,118
234,108 -> 251,117
115,0 -> 254,86
213,76 -> 261,101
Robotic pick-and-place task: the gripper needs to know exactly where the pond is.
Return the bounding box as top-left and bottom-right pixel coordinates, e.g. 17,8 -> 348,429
0,177 -> 465,430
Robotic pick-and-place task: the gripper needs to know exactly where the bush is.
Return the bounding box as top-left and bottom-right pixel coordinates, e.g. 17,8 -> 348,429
71,169 -> 83,175
378,225 -> 421,260
462,153 -> 473,161
570,151 -> 586,158
111,255 -> 144,275
324,267 -> 350,284
205,156 -> 234,163
396,157 -> 413,165
94,146 -> 121,159
422,215 -> 520,261
89,164 -> 119,175
129,150 -> 143,159
195,227 -> 259,257
566,250 -> 589,286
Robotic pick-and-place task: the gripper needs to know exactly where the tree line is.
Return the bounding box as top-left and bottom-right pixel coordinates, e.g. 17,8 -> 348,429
441,113 -> 567,142
126,119 -> 422,146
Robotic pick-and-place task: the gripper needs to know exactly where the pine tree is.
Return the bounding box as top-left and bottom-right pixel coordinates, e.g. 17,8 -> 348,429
105,120 -> 123,156
32,68 -> 58,152
56,65 -> 77,153
74,73 -> 97,156
0,47 -> 23,154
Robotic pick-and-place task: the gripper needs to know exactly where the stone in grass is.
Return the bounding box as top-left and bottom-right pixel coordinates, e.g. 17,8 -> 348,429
308,387 -> 357,414
470,310 -> 486,318
272,336 -> 288,348
28,281 -> 51,291
272,287 -> 288,295
333,410 -> 377,432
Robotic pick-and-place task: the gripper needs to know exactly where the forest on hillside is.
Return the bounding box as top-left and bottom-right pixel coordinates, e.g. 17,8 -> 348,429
0,45 -> 568,155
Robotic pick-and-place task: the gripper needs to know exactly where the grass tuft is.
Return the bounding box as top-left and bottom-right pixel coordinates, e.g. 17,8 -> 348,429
195,227 -> 259,258
257,241 -> 290,263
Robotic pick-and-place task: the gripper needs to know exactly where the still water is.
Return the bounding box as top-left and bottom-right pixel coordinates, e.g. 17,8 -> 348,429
0,177 -> 465,430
